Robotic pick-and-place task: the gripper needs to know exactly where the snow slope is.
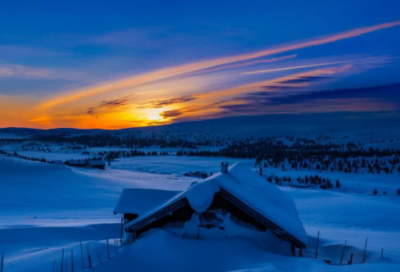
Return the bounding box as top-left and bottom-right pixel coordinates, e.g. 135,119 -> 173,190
0,157 -> 193,228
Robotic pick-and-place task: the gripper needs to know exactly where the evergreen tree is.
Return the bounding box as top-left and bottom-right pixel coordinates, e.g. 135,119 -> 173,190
338,160 -> 343,171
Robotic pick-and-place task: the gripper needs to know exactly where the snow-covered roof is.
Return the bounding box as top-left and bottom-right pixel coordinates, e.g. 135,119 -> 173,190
125,163 -> 307,246
114,188 -> 181,215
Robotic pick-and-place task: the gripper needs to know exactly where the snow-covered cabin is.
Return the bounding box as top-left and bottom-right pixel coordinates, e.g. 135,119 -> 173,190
123,162 -> 308,254
184,171 -> 208,178
86,159 -> 106,170
64,159 -> 106,169
64,159 -> 86,167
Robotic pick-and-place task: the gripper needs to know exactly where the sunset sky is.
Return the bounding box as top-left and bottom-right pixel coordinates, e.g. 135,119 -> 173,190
1,0 -> 400,129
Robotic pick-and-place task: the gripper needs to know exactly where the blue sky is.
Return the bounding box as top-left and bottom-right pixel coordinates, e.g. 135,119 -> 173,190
1,0 -> 400,128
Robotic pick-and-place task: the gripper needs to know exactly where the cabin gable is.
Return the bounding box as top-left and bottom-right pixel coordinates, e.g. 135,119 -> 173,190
125,187 -> 306,248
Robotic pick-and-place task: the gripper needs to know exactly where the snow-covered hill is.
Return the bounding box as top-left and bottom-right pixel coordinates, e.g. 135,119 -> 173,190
0,155 -> 399,271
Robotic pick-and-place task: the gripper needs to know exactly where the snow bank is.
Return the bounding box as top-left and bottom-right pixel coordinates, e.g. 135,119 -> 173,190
92,229 -> 400,272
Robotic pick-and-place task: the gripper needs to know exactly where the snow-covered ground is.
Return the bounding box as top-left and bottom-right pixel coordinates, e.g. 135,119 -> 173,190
0,154 -> 399,271
109,156 -> 254,175
0,156 -> 194,228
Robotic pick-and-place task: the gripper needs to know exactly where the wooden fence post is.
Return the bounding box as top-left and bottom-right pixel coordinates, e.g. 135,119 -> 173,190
96,242 -> 102,264
71,250 -> 74,272
1,252 -> 4,272
95,242 -> 99,265
348,253 -> 353,265
315,231 -> 320,258
340,240 -> 347,265
86,243 -> 92,268
80,237 -> 84,272
107,230 -> 110,260
60,248 -> 64,272
362,238 -> 368,263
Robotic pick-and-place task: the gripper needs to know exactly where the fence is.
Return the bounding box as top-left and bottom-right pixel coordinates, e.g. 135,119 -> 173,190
0,232 -> 123,272
312,231 -> 384,265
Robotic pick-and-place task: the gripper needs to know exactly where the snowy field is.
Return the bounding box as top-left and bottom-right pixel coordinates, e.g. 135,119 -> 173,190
0,153 -> 399,271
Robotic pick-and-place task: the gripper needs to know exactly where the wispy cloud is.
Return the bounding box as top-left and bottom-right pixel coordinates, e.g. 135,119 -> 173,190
254,82 -> 400,106
160,109 -> 185,118
38,20 -> 400,109
155,65 -> 355,122
217,98 -> 396,116
0,45 -> 63,57
196,64 -> 353,98
241,60 -> 352,75
140,96 -> 196,108
0,62 -> 101,83
0,64 -> 51,79
186,54 -> 297,76
278,76 -> 330,85
87,96 -> 131,116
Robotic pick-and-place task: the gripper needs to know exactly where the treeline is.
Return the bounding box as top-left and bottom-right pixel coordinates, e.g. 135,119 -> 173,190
95,150 -> 170,162
29,133 -> 201,149
0,150 -> 49,163
266,172 -> 400,195
265,174 -> 339,189
256,156 -> 400,175
221,139 -> 399,161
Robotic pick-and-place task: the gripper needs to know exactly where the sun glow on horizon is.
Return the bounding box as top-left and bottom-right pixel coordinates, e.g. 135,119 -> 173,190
141,107 -> 166,121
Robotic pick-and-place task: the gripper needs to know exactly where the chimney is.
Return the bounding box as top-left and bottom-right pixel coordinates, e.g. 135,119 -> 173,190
221,162 -> 228,174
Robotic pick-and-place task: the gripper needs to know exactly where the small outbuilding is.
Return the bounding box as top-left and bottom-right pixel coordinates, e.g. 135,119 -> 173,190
86,159 -> 106,170
122,162 -> 308,254
184,171 -> 208,178
64,159 -> 87,167
64,159 -> 106,170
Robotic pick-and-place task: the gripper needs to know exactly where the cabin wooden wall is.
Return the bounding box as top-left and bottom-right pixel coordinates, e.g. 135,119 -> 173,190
209,193 -> 267,232
136,204 -> 194,238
